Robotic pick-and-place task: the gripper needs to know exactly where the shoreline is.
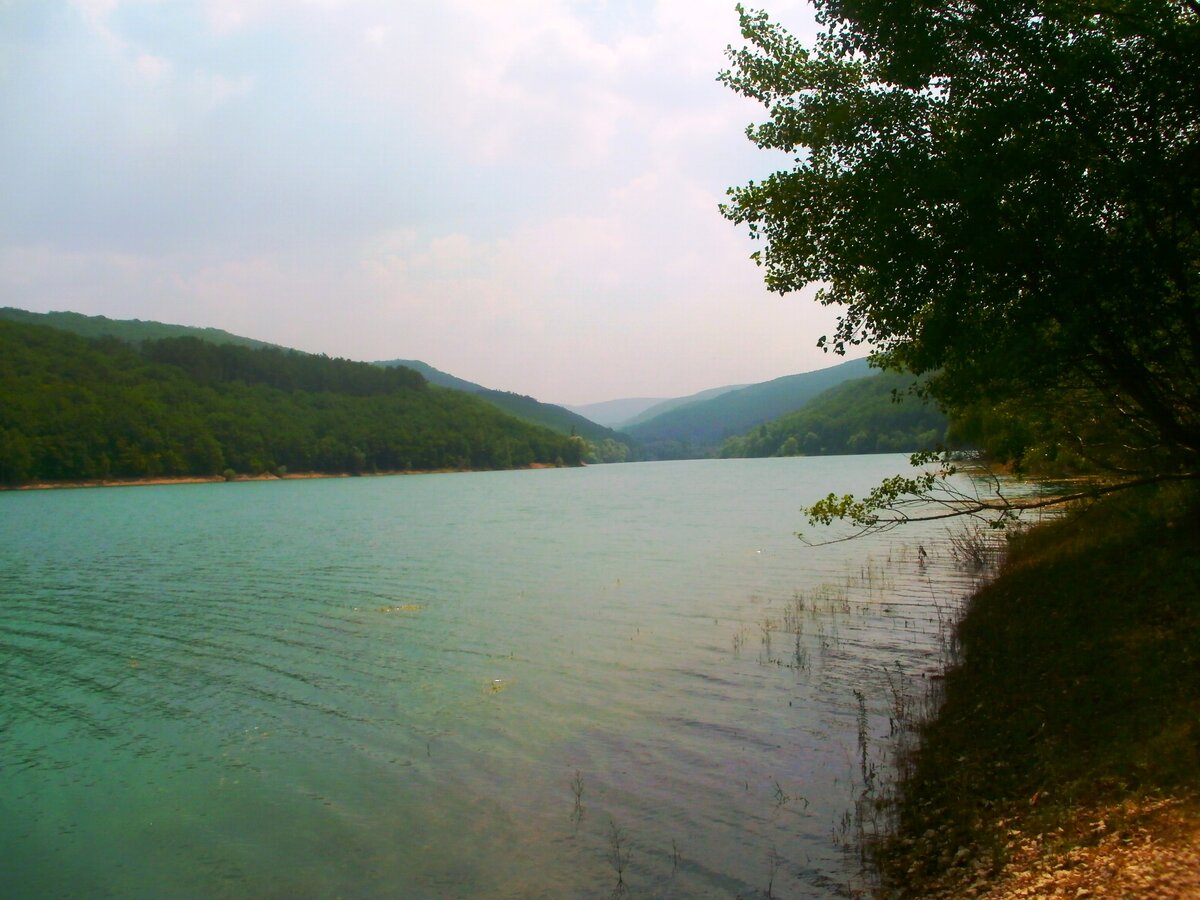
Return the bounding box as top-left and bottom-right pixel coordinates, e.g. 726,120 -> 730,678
877,482 -> 1200,895
5,462 -> 567,492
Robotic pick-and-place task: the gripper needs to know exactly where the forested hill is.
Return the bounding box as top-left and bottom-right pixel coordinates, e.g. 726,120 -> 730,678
719,371 -> 948,458
375,358 -> 486,393
0,320 -> 584,485
0,306 -> 278,350
0,308 -> 629,464
613,384 -> 750,430
376,358 -> 632,462
626,357 -> 872,458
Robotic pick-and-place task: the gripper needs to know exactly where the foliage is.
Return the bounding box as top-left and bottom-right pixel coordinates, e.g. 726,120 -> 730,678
627,356 -> 871,459
0,320 -> 583,484
801,449 -> 1200,538
584,437 -> 630,465
721,1 -> 1200,497
719,370 -> 947,458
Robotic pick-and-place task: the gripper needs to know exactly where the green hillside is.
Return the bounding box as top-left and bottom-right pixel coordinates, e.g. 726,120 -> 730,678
375,358 -> 486,393
377,359 -> 632,462
0,309 -> 629,464
626,356 -> 872,458
473,390 -> 631,462
0,320 -> 583,484
616,383 -> 749,430
719,370 -> 947,458
0,307 -> 277,350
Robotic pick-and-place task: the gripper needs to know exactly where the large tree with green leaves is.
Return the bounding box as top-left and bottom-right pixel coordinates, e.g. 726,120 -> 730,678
721,1 -> 1200,515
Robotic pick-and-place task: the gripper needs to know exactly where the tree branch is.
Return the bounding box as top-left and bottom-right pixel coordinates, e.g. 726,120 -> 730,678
800,471 -> 1200,545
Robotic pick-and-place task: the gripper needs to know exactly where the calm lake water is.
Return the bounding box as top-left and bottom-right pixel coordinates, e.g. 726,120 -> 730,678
1,456 -> 995,898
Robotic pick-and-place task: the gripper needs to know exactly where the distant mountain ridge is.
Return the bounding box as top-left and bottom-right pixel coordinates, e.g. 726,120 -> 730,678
626,356 -> 873,458
720,371 -> 948,458
563,385 -> 745,429
4,308 -> 884,465
562,396 -> 668,428
374,359 -> 633,461
617,384 -> 751,429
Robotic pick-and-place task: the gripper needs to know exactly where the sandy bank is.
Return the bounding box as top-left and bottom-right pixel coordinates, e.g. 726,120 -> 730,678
8,463 -> 571,492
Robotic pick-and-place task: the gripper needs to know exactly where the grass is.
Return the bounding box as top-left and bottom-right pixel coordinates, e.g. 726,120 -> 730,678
875,481 -> 1200,895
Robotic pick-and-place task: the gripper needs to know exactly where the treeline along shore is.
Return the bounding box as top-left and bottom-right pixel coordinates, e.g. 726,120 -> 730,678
9,464 -> 568,492
0,319 -> 585,486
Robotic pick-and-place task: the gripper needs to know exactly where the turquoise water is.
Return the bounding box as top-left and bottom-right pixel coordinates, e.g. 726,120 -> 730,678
1,456 -> 990,897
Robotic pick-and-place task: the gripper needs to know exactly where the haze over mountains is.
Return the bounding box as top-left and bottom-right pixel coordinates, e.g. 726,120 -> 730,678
1,307 -> 945,477
719,369 -> 948,458
566,385 -> 748,430
626,357 -> 874,458
374,357 -> 632,462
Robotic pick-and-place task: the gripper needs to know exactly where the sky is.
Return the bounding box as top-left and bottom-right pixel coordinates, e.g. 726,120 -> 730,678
0,0 -> 852,405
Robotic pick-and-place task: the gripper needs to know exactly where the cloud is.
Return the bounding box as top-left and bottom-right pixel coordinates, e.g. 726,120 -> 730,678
363,23 -> 386,46
134,51 -> 171,79
339,156 -> 840,399
4,0 -> 841,403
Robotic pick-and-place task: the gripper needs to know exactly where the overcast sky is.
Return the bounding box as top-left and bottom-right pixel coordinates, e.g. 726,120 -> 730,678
1,0 -> 856,405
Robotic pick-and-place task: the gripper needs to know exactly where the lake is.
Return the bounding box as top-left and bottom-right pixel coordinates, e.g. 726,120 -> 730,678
1,455 -> 995,898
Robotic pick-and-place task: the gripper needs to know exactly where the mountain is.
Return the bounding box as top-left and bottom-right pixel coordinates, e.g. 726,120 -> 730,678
566,384 -> 751,431
0,310 -> 630,463
612,384 -> 750,430
625,357 -> 873,458
719,370 -> 948,458
0,319 -> 584,484
375,359 -> 632,462
0,307 -> 278,350
562,397 -> 668,429
474,390 -> 631,453
373,358 -> 486,393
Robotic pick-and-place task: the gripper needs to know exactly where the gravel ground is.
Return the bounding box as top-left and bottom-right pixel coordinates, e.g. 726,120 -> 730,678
923,797 -> 1200,898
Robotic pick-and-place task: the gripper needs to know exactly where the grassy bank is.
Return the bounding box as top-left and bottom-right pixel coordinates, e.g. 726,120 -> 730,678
876,482 -> 1200,896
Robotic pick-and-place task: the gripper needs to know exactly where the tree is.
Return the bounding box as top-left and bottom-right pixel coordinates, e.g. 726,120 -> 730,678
720,1 -> 1200,529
